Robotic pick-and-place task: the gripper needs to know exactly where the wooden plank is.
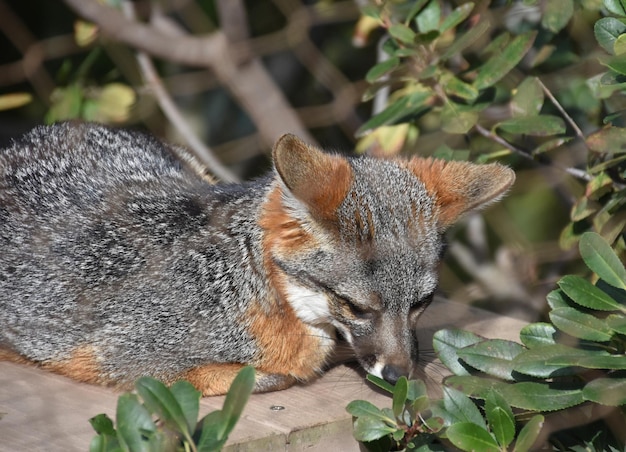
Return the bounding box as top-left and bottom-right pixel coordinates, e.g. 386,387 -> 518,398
0,299 -> 528,451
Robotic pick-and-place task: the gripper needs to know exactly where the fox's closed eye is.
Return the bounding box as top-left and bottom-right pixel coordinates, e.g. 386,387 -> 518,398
342,297 -> 373,320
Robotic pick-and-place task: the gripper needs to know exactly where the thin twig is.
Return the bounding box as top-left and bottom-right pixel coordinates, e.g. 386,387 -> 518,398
537,77 -> 587,146
474,124 -> 593,182
121,1 -> 239,183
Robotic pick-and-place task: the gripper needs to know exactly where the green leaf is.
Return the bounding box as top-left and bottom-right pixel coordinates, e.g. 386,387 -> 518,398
519,322 -> 557,348
614,33 -> 626,55
115,394 -> 156,452
197,410 -> 227,452
485,391 -> 515,448
474,31 -> 537,90
511,77 -> 544,117
389,24 -> 416,44
416,0 -> 440,33
366,374 -> 395,394
542,0 -> 573,33
512,344 -> 598,377
549,307 -> 614,341
441,20 -> 490,60
599,54 -> 626,75
583,377 -> 626,406
546,289 -> 573,309
366,57 -> 400,83
441,104 -> 479,134
594,17 -> 626,55
496,115 -> 566,136
446,422 -> 499,452
607,313 -> 626,334
406,379 -> 428,402
356,90 -> 432,137
605,0 -> 626,16
392,377 -> 408,418
457,339 -> 525,380
443,76 -> 479,101
219,366 -> 255,440
513,415 -> 544,452
90,413 -> 116,436
346,400 -> 389,421
135,377 -> 191,439
405,0 -> 430,23
497,382 -> 585,411
444,376 -> 506,400
433,328 -> 483,376
443,386 -> 487,429
558,275 -> 626,312
579,232 -> 626,290
571,355 -> 626,369
353,416 -> 398,442
170,381 -> 201,435
440,3 -> 474,34
532,137 -> 571,155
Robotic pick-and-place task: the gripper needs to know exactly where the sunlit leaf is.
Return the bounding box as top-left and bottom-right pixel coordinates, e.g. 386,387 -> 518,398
116,393 -> 156,452
74,20 -> 98,47
416,0 -> 440,33
347,400 -> 391,421
511,77 -> 543,117
389,24 -> 416,44
513,415 -> 544,452
586,126 -> 626,154
0,93 -> 33,111
497,382 -> 584,411
135,377 -> 191,439
441,20 -> 490,60
392,377 -> 408,418
605,0 -> 626,16
607,313 -> 626,334
579,232 -> 626,290
443,386 -> 487,429
549,307 -> 614,341
513,344 -> 599,377
541,0 -> 573,33
599,54 -> 626,75
365,57 -> 400,83
353,416 -> 398,442
496,115 -> 565,136
446,422 -> 499,452
356,90 -> 432,137
433,328 -> 483,376
440,3 -> 474,33
457,339 -> 525,380
558,275 -> 626,311
594,17 -> 626,54
519,322 -> 557,348
583,377 -> 626,406
485,391 -> 515,448
474,31 -> 537,90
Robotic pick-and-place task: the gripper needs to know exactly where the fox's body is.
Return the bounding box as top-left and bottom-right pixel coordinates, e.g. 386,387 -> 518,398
0,122 -> 514,395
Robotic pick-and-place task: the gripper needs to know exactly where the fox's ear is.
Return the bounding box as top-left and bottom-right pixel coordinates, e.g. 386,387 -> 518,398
408,158 -> 515,229
272,134 -> 352,220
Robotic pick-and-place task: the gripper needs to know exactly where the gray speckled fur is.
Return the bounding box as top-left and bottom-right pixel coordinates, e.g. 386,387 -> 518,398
0,122 -> 270,383
0,122 -> 512,389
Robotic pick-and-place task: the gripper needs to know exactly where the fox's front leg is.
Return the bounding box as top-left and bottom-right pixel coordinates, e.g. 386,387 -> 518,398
182,363 -> 296,396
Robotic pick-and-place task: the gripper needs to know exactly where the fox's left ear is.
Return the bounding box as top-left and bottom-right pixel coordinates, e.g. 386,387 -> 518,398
272,134 -> 352,220
408,158 -> 515,229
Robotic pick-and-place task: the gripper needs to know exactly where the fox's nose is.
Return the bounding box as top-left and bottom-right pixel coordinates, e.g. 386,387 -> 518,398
381,364 -> 408,385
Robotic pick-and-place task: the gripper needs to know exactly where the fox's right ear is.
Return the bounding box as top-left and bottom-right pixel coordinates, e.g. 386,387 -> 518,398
272,134 -> 352,220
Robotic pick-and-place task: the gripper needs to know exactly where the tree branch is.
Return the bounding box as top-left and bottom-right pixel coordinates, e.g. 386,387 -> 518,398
63,0 -> 315,148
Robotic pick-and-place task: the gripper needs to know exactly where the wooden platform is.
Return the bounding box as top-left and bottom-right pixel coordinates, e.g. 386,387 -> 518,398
0,299 -> 528,451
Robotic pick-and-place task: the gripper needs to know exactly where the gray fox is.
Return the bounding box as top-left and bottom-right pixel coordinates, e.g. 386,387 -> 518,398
0,122 -> 514,395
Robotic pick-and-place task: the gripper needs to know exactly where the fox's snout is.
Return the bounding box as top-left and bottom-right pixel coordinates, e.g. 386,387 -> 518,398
343,313 -> 421,385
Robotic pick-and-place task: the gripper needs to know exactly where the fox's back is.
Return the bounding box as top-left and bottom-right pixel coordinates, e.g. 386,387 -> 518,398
0,123 -> 267,381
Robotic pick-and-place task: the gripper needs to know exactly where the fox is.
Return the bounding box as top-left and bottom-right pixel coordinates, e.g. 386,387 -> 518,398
0,122 -> 514,396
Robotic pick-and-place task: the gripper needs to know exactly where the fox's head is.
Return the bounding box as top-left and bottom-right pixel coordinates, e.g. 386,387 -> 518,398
262,134 -> 515,385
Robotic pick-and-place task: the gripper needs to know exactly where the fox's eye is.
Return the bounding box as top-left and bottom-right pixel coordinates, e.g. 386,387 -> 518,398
342,297 -> 372,320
